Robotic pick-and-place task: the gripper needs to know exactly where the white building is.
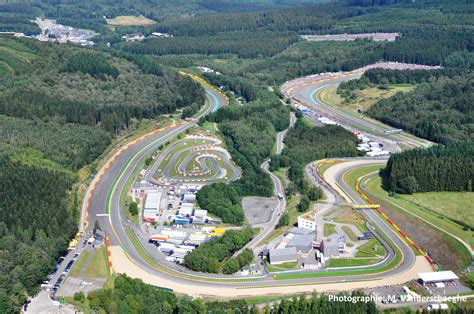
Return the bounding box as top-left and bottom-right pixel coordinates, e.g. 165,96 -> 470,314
144,189 -> 162,222
297,212 -> 317,231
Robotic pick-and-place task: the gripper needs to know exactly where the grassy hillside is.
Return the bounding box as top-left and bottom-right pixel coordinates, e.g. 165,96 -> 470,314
401,192 -> 474,228
0,37 -> 35,76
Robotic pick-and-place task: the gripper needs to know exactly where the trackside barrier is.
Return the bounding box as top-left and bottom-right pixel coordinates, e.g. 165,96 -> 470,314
105,235 -> 114,276
355,177 -> 437,271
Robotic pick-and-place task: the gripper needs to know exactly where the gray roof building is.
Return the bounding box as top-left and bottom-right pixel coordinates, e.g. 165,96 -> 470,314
321,234 -> 346,258
287,227 -> 315,235
287,234 -> 315,255
268,247 -> 298,265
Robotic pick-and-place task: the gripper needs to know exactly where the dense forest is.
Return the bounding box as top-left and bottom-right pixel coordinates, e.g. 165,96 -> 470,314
121,31 -> 300,58
140,0 -> 473,87
0,115 -> 111,170
183,227 -> 254,273
367,73 -> 473,144
382,143 -> 474,194
0,153 -> 77,312
0,35 -> 205,311
271,117 -> 361,197
0,38 -> 205,134
73,274 -> 387,314
197,91 -> 290,224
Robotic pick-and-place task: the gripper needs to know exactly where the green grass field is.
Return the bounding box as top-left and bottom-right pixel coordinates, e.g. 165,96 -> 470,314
83,246 -> 110,278
266,261 -> 298,272
318,84 -> 415,113
401,192 -> 474,228
327,257 -> 379,268
68,251 -> 91,277
0,38 -> 36,76
355,238 -> 387,258
323,223 -> 337,236
364,175 -> 474,250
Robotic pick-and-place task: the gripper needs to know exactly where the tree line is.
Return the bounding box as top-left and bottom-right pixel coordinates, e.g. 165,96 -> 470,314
73,274 -> 432,314
381,142 -> 474,194
183,227 -> 255,273
202,72 -> 258,101
121,31 -> 300,58
271,117 -> 361,201
367,73 -> 473,144
0,153 -> 77,313
197,91 -> 290,225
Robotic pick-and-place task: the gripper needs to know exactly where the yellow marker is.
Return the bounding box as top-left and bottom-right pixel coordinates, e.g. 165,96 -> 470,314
353,204 -> 381,209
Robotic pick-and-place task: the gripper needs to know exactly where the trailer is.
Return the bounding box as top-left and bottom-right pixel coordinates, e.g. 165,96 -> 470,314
149,234 -> 168,241
174,218 -> 190,224
161,230 -> 186,238
158,243 -> 175,253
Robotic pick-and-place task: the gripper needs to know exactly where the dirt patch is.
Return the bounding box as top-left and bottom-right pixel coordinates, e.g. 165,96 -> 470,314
242,196 -> 277,225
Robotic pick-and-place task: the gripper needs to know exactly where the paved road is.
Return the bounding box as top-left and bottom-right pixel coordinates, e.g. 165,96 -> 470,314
237,112 -> 295,255
287,72 -> 431,151
276,112 -> 296,154
100,101 -> 424,289
145,136 -> 240,184
105,158 -> 429,294
53,76 -> 431,299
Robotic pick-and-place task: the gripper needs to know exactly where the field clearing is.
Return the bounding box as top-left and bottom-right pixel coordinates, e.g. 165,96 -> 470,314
106,15 -> 156,26
355,238 -> 386,258
83,246 -> 110,278
324,223 -> 336,236
401,192 -> 474,227
319,84 -> 415,113
0,38 -> 36,75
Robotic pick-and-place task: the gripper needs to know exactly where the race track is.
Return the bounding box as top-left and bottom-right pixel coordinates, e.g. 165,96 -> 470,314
71,74 -> 433,297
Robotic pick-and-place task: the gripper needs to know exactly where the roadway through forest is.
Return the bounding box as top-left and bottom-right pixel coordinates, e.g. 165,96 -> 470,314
37,73 -> 435,305
90,76 -> 431,296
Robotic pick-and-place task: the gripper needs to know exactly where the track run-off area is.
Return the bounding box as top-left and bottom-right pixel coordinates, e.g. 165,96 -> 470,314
76,67 -> 442,297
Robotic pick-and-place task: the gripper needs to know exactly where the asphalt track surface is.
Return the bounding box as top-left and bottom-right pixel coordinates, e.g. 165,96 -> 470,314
87,86 -> 226,241
78,78 -> 426,292
144,136 -> 240,184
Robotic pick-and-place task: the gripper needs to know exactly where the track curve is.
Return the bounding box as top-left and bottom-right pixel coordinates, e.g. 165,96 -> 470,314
78,76 -> 432,297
